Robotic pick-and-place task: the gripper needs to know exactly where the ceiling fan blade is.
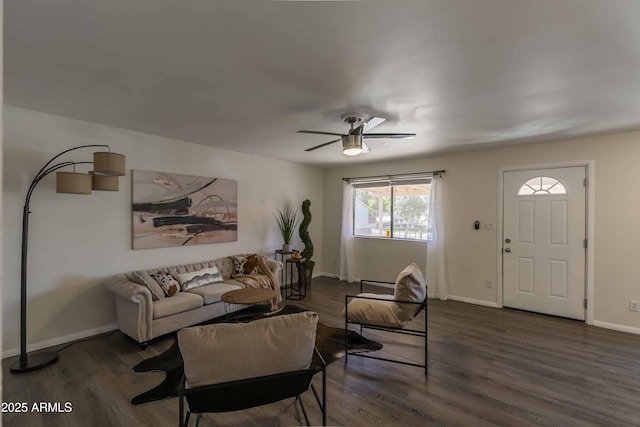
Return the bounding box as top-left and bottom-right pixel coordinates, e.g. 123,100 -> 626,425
305,138 -> 341,152
297,130 -> 345,137
363,133 -> 416,139
358,116 -> 386,133
361,141 -> 371,154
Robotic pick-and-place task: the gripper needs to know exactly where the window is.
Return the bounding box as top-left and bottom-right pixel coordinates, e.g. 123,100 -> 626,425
354,179 -> 431,240
518,176 -> 567,195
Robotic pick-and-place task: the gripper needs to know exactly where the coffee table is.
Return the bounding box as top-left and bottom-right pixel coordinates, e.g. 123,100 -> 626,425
221,288 -> 276,305
221,288 -> 277,319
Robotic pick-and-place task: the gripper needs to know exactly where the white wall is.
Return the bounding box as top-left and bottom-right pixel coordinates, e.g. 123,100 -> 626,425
1,0 -> 5,405
323,130 -> 640,333
2,106 -> 323,356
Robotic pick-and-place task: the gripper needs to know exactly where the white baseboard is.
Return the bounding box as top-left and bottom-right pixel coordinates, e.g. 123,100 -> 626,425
3,324 -> 118,359
315,274 -> 398,290
444,299 -> 639,334
592,320 -> 640,336
313,272 -> 360,283
314,272 -> 337,279
448,295 -> 500,308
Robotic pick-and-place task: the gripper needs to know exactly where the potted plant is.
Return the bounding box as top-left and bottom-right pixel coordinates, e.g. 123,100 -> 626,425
275,207 -> 300,252
298,199 -> 315,286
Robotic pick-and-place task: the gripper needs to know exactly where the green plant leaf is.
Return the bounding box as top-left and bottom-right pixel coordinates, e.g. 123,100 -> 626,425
275,207 -> 300,244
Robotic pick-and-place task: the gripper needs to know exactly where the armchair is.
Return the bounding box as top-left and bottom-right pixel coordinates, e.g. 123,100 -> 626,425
177,311 -> 327,426
344,263 -> 428,374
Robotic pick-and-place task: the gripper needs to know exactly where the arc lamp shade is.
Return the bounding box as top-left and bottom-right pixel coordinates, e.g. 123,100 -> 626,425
90,172 -> 119,191
56,172 -> 92,194
93,152 -> 126,176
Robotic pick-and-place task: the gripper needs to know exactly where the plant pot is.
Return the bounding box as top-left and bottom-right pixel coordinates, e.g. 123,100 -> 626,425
296,261 -> 314,289
282,243 -> 293,252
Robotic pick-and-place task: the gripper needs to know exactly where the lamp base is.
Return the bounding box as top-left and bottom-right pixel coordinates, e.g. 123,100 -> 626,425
10,351 -> 59,373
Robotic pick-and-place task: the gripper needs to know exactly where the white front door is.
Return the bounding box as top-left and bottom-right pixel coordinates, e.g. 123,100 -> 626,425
503,167 -> 586,320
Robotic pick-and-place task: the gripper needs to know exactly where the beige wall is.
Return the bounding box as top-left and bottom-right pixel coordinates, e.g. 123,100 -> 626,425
323,130 -> 640,332
1,0 -> 4,404
3,102 -> 639,358
2,106 -> 323,356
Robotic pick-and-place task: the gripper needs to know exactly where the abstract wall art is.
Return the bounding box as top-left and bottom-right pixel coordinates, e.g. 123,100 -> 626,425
132,170 -> 237,249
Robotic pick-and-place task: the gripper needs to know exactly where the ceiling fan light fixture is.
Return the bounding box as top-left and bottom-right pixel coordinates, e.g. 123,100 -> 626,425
342,135 -> 363,156
299,113 -> 415,155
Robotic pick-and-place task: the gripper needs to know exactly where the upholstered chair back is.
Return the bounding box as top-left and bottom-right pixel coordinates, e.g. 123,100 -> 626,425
393,263 -> 427,322
178,312 -> 318,389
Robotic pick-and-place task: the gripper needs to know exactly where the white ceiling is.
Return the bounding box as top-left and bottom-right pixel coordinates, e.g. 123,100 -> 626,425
5,0 -> 640,167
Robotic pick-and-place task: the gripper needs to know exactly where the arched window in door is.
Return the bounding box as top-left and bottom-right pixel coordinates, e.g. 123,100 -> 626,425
518,176 -> 567,195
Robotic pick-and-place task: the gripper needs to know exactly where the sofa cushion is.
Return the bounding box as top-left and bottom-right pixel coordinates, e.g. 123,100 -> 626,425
231,254 -> 259,275
215,257 -> 235,280
187,282 -> 243,305
344,293 -> 405,328
393,263 -> 427,322
153,292 -> 203,319
150,272 -> 181,297
178,312 -> 318,388
143,256 -> 269,283
223,278 -> 248,288
128,271 -> 165,301
175,266 -> 224,292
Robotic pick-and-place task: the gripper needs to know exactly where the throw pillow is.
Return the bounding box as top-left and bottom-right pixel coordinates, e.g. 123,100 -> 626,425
150,272 -> 181,297
129,271 -> 165,301
231,254 -> 259,275
175,266 -> 224,292
393,263 -> 427,322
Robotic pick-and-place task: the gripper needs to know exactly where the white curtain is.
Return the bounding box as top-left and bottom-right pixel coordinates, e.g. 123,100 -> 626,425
426,176 -> 448,299
338,181 -> 355,283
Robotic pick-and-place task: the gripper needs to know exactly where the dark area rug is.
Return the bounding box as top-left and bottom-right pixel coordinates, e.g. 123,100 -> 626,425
131,305 -> 382,405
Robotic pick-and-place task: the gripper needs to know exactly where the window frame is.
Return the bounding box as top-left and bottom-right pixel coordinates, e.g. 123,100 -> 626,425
517,176 -> 568,196
352,178 -> 432,242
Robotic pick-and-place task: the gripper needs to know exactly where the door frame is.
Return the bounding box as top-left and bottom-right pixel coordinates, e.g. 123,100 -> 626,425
496,160 -> 595,325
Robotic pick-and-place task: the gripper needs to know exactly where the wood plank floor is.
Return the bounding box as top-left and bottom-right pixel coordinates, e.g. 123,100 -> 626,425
3,276 -> 640,426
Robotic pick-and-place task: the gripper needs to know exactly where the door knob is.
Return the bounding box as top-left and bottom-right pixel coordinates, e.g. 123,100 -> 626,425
505,238 -> 511,243
504,248 -> 511,253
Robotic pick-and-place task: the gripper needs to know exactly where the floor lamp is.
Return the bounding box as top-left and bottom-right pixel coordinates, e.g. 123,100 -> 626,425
10,145 -> 126,373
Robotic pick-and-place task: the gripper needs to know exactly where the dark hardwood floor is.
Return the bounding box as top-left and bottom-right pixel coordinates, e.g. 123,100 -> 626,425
3,276 -> 640,426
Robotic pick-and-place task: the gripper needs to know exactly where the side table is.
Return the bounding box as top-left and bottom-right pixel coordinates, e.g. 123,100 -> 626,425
275,249 -> 298,300
285,258 -> 308,300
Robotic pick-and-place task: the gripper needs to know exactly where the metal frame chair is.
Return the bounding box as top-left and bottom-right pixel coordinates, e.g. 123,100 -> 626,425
178,346 -> 326,427
345,279 -> 427,374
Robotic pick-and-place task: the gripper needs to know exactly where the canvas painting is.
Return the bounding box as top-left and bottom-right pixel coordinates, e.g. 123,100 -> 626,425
132,170 -> 237,249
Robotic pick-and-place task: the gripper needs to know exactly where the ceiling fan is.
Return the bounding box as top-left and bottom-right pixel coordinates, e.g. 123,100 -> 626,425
297,113 -> 416,156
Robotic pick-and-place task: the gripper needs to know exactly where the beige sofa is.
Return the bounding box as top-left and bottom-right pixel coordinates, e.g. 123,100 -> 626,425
104,255 -> 282,348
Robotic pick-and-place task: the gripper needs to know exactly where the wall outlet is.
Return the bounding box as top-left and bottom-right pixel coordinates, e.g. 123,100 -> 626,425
630,301 -> 640,312
486,280 -> 495,289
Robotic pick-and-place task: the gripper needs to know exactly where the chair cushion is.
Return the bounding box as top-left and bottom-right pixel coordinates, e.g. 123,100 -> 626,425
344,293 -> 405,328
393,263 -> 427,322
187,283 -> 242,305
153,292 -> 203,319
178,311 -> 318,389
